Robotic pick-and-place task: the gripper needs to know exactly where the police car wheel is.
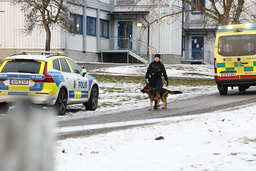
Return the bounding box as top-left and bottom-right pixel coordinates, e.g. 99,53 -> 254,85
84,86 -> 98,111
55,89 -> 67,115
0,102 -> 9,114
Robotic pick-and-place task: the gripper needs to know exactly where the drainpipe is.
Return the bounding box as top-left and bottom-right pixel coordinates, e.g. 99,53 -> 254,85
181,0 -> 184,58
83,6 -> 87,53
142,15 -> 150,59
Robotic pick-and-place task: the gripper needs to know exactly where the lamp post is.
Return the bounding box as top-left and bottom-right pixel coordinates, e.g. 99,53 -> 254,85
157,0 -> 160,53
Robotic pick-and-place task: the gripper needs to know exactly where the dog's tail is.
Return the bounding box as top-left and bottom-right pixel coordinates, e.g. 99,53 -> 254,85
168,90 -> 182,95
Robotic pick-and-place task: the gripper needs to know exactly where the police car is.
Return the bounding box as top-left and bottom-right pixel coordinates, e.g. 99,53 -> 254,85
0,51 -> 99,115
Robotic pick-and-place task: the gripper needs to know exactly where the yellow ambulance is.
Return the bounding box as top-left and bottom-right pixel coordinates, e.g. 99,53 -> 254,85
214,23 -> 256,95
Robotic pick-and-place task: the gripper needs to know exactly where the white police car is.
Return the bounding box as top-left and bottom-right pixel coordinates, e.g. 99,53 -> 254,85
0,51 -> 99,115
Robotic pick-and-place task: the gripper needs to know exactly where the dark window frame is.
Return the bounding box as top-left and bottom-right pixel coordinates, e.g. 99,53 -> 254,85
191,0 -> 205,15
100,19 -> 109,38
52,59 -> 61,71
66,58 -> 82,74
59,58 -> 71,73
86,16 -> 97,36
70,13 -> 83,34
1,60 -> 41,74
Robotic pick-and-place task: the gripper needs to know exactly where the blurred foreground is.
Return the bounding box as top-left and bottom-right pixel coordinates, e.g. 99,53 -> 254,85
0,100 -> 56,171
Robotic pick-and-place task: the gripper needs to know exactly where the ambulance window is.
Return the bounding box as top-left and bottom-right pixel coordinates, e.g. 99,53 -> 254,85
53,59 -> 60,71
59,58 -> 71,72
218,35 -> 256,56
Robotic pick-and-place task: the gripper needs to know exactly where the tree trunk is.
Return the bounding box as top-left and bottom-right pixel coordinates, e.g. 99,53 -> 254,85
45,25 -> 51,52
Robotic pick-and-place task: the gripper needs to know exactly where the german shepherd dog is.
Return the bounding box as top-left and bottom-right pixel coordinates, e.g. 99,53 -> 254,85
141,84 -> 182,110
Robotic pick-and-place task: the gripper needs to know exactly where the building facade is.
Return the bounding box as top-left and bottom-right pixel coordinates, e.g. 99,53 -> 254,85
0,0 -> 184,64
1,0 -> 254,64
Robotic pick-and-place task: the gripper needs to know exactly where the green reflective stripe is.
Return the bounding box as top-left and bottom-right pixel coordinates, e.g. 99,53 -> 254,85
216,63 -> 225,68
226,67 -> 235,71
244,67 -> 253,72
235,62 -> 240,67
217,28 -> 256,33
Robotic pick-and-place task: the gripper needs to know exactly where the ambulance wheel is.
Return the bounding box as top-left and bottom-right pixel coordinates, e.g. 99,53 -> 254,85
238,86 -> 247,92
54,89 -> 67,115
0,102 -> 9,114
218,85 -> 228,95
84,86 -> 98,111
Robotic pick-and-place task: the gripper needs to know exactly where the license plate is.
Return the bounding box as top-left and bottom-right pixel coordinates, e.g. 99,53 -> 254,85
10,79 -> 29,85
221,73 -> 236,77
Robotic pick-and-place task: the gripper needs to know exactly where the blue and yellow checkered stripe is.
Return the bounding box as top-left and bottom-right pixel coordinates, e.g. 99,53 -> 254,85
69,90 -> 88,98
0,82 -> 57,96
216,61 -> 256,72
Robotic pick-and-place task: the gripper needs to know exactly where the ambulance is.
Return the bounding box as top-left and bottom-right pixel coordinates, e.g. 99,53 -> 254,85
214,23 -> 256,95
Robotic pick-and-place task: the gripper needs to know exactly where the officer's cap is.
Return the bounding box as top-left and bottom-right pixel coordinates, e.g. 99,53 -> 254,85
154,54 -> 161,58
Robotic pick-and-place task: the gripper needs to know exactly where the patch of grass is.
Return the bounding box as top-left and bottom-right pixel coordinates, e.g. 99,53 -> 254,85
91,74 -> 215,87
242,137 -> 256,144
229,153 -> 238,156
212,153 -> 221,155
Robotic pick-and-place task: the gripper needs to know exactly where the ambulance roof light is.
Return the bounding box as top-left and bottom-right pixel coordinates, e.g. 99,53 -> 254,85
227,25 -> 233,29
218,25 -> 234,30
218,23 -> 256,30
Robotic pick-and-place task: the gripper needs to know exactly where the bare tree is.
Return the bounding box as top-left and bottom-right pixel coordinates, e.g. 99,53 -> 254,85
182,0 -> 248,25
13,0 -> 78,51
128,0 -> 255,27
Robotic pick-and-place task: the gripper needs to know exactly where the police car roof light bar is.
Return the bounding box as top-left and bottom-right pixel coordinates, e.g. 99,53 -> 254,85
21,51 -> 64,55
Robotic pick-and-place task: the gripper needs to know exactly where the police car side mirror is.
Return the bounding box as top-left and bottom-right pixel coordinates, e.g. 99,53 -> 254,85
82,69 -> 87,77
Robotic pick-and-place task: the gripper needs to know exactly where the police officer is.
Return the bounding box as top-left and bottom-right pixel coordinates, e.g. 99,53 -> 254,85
145,54 -> 168,89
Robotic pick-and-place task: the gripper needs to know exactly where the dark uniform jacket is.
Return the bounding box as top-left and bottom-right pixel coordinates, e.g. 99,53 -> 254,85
145,61 -> 168,81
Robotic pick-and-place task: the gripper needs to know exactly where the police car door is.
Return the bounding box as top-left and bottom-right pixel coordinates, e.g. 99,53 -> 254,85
66,58 -> 89,102
58,58 -> 78,102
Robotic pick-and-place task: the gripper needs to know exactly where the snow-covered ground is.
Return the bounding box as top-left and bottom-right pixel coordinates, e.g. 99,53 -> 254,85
55,64 -> 256,171
59,64 -> 215,121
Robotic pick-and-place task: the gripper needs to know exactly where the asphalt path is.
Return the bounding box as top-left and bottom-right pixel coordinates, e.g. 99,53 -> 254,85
58,88 -> 256,137
57,63 -> 256,137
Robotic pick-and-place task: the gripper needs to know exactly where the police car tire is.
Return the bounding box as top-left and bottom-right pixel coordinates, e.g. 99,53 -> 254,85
0,102 -> 9,114
84,86 -> 98,111
55,89 -> 67,115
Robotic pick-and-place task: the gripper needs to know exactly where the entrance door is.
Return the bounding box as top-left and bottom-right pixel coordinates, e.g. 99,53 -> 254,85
118,21 -> 132,50
192,37 -> 204,60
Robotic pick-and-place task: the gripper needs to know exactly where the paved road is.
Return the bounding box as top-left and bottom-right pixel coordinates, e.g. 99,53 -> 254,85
59,88 -> 256,132
56,63 -> 256,137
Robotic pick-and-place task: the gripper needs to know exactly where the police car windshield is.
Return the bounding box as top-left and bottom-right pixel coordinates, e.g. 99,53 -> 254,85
218,34 -> 256,56
1,60 -> 41,74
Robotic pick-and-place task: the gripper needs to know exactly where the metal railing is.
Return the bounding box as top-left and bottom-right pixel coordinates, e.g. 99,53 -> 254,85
100,36 -> 157,63
182,49 -> 214,64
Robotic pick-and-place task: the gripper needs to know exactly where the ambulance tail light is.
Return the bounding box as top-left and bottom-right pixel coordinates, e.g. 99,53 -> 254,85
214,58 -> 217,74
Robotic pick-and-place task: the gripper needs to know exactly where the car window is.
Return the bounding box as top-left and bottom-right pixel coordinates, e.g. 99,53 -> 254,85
1,60 -> 41,74
53,59 -> 60,70
67,58 -> 82,74
59,58 -> 71,72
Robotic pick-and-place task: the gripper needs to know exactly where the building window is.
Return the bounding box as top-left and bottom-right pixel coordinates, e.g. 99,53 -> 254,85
87,16 -> 97,36
116,0 -> 134,5
100,19 -> 109,38
70,14 -> 83,34
191,0 -> 205,15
